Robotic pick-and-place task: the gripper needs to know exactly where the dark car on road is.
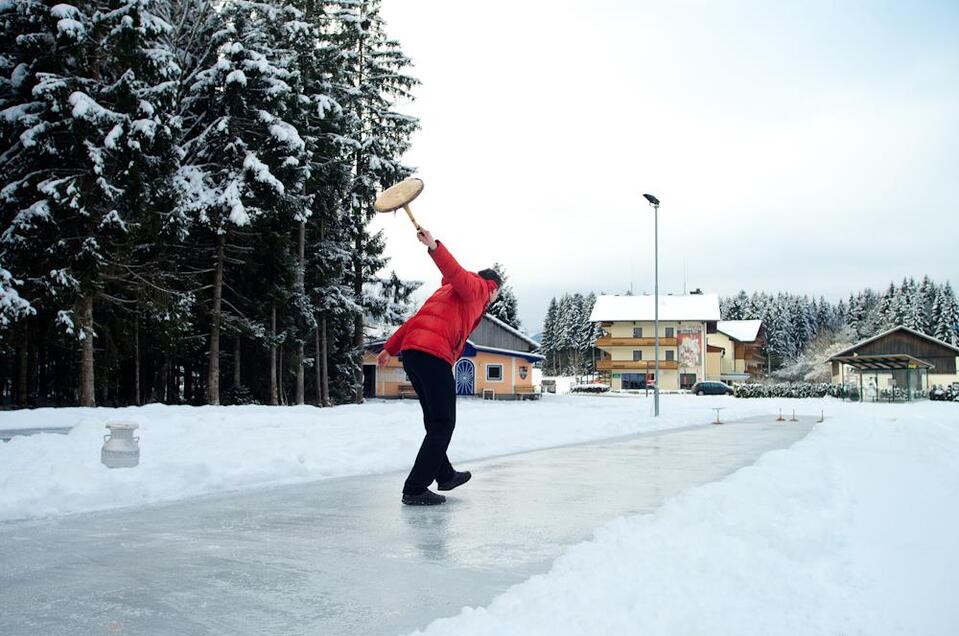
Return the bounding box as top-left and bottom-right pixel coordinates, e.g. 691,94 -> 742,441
691,381 -> 734,396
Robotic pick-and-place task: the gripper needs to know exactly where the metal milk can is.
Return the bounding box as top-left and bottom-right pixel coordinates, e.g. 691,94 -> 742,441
101,422 -> 140,468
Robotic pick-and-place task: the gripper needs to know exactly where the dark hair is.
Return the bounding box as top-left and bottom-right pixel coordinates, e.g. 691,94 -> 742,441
477,268 -> 502,288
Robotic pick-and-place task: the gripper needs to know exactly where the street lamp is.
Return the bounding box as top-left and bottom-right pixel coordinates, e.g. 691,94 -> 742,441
643,193 -> 660,417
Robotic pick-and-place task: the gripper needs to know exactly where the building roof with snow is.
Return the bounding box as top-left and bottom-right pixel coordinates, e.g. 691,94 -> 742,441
589,294 -> 721,323
717,320 -> 763,342
831,325 -> 959,359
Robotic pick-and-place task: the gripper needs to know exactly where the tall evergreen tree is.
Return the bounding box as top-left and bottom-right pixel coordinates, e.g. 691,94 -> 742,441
918,275 -> 937,334
328,0 -> 418,403
932,282 -> 959,345
540,296 -> 559,375
0,0 -> 129,405
177,0 -> 309,404
486,262 -> 520,329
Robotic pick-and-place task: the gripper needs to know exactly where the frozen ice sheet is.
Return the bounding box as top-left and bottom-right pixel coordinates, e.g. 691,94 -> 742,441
0,416 -> 813,636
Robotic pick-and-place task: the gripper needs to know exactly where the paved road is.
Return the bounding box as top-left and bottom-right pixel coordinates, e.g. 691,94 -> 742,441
0,415 -> 815,636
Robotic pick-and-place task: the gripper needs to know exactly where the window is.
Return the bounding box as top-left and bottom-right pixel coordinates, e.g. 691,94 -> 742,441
486,364 -> 503,381
680,373 -> 696,389
622,373 -> 646,389
633,327 -> 643,338
633,350 -> 643,361
665,350 -> 674,361
665,327 -> 674,338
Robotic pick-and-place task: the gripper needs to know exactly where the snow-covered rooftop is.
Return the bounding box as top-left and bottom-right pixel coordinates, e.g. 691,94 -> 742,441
589,294 -> 721,322
483,313 -> 540,349
717,320 -> 763,342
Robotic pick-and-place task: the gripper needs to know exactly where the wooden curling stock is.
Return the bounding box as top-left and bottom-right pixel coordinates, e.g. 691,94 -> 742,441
374,178 -> 425,231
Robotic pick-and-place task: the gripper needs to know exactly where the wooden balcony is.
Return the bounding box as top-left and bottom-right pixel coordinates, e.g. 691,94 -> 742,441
595,337 -> 678,348
597,360 -> 680,371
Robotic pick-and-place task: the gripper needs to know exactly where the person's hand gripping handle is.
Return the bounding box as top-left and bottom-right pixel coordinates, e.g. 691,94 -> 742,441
416,227 -> 437,252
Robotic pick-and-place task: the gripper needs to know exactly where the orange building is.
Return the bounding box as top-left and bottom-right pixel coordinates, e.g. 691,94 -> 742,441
363,314 -> 544,400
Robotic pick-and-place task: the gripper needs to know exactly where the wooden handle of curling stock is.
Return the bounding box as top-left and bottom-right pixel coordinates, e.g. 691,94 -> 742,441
403,204 -> 421,231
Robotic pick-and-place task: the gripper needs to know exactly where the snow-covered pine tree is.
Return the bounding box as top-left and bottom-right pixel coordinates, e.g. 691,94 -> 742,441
282,0 -> 353,406
0,0 -> 135,406
576,292 -> 600,374
540,297 -> 559,375
554,294 -> 574,374
0,266 -> 34,329
932,282 -> 959,345
486,263 -> 520,329
768,294 -> 796,364
815,296 -> 834,333
834,297 -> 848,331
723,290 -> 749,320
564,293 -> 583,373
918,275 -> 937,335
875,282 -> 898,332
327,0 -> 418,403
897,277 -> 924,333
177,0 -> 309,404
91,0 -> 184,404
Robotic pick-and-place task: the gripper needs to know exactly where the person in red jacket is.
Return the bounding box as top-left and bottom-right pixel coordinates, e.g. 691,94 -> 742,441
377,228 -> 502,506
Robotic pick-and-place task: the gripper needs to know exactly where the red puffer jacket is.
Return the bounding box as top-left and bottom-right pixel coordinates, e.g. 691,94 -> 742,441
384,241 -> 497,366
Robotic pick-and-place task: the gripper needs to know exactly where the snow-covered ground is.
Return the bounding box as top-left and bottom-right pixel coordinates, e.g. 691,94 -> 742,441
5,393 -> 829,521
408,400 -> 959,636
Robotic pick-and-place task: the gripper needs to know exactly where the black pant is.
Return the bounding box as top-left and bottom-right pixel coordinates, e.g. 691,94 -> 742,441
401,349 -> 457,494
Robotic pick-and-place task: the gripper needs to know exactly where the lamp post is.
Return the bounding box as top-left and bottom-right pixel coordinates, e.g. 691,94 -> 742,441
643,193 -> 661,417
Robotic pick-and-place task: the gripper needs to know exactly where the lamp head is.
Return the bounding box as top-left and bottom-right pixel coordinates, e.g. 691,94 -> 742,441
643,193 -> 660,206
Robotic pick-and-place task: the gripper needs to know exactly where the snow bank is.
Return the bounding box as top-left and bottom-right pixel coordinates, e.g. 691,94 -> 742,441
408,402 -> 959,636
1,394 -> 832,521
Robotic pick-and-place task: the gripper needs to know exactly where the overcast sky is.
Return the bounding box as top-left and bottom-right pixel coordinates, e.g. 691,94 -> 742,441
375,0 -> 959,334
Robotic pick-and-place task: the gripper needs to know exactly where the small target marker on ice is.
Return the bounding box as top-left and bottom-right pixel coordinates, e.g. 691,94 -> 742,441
776,409 -> 785,422
790,409 -> 799,422
712,407 -> 724,425
817,410 -> 825,423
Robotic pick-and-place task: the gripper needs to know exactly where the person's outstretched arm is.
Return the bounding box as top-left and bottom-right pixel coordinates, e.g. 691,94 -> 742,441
417,228 -> 484,300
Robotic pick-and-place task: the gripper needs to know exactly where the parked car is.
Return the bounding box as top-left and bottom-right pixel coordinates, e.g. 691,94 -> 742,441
691,381 -> 734,396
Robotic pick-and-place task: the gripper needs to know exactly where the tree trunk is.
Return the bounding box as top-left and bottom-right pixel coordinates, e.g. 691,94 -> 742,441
161,354 -> 170,403
295,221 -> 305,405
78,295 -> 95,407
352,241 -> 364,404
17,322 -> 28,406
315,320 -> 330,407
321,317 -> 330,406
184,354 -> 193,404
296,342 -> 305,405
207,234 -> 225,405
234,336 -> 241,388
278,345 -> 286,405
351,22 -> 367,406
270,304 -> 278,405
313,320 -> 324,406
134,313 -> 141,406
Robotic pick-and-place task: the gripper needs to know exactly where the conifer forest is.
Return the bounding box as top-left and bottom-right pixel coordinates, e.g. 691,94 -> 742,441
0,0 -> 421,407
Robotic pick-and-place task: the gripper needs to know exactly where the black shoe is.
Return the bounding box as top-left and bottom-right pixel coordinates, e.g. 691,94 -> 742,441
402,489 -> 446,506
437,470 -> 471,492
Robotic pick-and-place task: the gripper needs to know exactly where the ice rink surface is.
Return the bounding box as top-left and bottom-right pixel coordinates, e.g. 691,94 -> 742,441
0,415 -> 813,636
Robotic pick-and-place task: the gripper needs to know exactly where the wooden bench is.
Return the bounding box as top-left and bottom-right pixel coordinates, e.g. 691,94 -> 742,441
514,386 -> 539,401
398,383 -> 417,399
